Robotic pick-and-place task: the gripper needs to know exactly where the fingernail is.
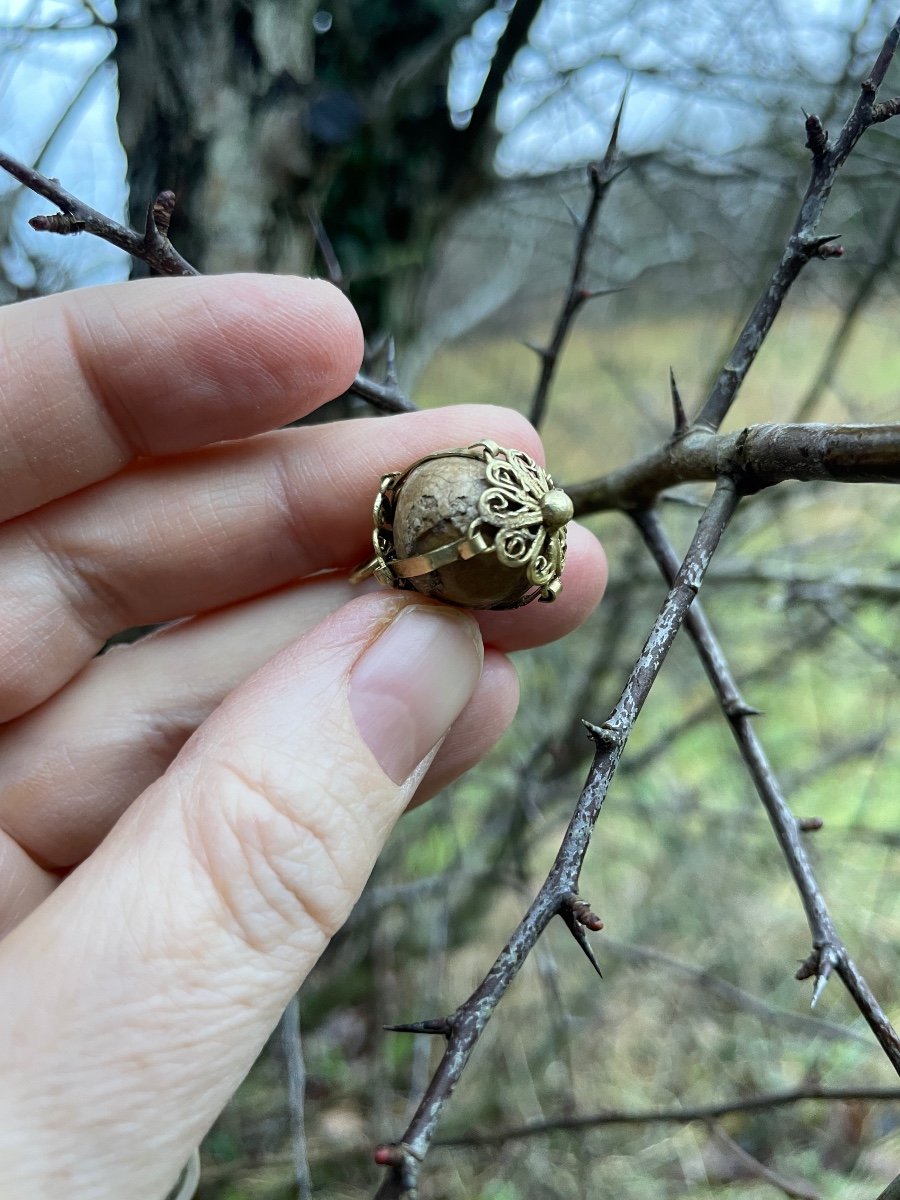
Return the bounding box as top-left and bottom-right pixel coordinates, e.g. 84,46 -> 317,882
350,605 -> 483,784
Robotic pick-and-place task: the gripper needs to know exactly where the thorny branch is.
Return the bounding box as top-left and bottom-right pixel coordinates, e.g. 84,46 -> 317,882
633,508 -> 900,1069
568,422 -> 900,513
695,13 -> 900,432
4,13 -> 900,1197
527,90 -> 626,429
373,478 -> 740,1198
0,149 -> 199,277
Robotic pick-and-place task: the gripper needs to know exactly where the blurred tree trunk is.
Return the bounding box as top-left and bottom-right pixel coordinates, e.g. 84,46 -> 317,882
114,0 -> 317,277
113,0 -> 541,340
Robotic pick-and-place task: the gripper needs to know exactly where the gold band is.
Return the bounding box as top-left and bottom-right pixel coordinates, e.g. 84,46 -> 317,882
351,530 -> 491,585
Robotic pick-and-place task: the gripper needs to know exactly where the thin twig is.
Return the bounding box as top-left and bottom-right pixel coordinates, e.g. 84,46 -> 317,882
435,1084 -> 900,1146
695,15 -> 900,432
0,150 -> 415,415
0,149 -> 199,276
279,994 -> 312,1200
373,479 -> 739,1197
528,90 -> 626,429
713,1122 -> 821,1200
634,507 -> 900,1071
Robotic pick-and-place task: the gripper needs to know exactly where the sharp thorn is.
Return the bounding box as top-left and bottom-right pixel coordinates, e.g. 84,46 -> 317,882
582,719 -> 623,748
559,908 -> 603,979
669,367 -> 688,436
724,699 -> 763,719
560,196 -> 583,228
581,285 -> 622,302
384,1017 -> 452,1037
601,76 -> 630,171
521,339 -> 549,359
811,971 -> 831,1008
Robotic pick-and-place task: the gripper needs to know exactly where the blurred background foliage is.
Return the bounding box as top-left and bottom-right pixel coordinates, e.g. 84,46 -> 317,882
2,1 -> 900,1197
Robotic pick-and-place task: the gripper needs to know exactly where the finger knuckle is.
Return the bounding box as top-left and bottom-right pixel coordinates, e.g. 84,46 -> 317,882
182,752 -> 362,957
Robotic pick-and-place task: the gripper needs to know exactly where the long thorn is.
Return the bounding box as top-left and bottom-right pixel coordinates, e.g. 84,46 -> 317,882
559,908 -> 603,978
670,367 -> 688,436
384,1017 -> 453,1037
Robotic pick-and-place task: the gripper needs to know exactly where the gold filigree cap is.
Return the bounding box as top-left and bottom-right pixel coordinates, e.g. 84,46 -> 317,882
350,440 -> 573,610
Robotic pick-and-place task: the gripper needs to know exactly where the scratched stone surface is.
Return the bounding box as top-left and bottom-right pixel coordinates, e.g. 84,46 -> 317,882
392,456 -> 532,608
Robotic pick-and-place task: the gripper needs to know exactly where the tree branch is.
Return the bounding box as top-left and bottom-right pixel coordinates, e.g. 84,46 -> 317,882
436,1085 -> 900,1146
0,150 -> 415,416
709,1122 -> 821,1200
694,14 -> 900,432
373,478 -> 739,1197
528,91 -> 625,429
633,508 -> 900,1071
567,422 -> 900,513
0,149 -> 199,276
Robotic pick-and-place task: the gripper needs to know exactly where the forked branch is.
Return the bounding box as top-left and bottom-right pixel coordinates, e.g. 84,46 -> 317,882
528,89 -> 627,429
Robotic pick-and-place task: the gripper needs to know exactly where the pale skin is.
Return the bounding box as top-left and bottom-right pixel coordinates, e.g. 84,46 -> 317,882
0,274 -> 607,1198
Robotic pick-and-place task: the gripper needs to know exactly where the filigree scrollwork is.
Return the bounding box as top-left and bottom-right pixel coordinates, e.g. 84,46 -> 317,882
474,443 -> 571,592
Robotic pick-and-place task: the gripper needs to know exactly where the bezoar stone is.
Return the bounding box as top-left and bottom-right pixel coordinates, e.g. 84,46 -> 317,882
352,441 -> 573,611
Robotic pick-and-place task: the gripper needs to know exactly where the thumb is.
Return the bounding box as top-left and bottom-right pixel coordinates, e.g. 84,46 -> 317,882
0,593 -> 483,1199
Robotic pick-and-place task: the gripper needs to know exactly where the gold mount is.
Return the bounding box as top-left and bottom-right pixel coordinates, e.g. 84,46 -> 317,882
350,440 -> 573,610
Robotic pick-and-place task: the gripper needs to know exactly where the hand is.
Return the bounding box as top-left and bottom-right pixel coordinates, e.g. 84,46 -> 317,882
0,275 -> 606,1197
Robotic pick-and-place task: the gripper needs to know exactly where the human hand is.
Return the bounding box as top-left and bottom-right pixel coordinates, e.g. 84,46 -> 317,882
0,275 -> 606,1197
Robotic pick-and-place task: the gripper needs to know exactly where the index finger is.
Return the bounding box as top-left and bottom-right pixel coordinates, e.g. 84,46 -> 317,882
0,274 -> 363,521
